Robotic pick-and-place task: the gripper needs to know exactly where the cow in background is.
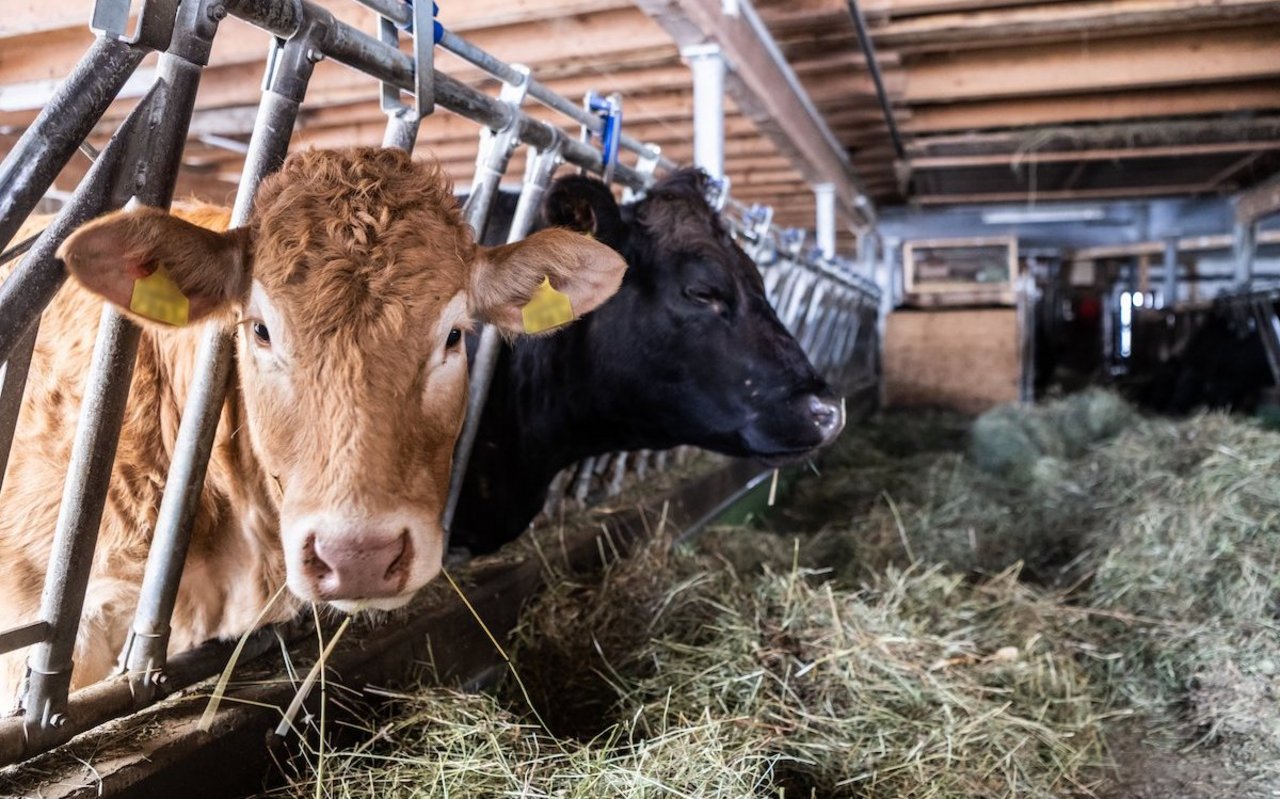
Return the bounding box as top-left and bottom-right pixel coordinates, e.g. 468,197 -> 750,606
453,168 -> 845,554
0,147 -> 625,701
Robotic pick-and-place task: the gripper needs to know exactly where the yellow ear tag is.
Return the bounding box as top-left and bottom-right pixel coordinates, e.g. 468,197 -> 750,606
129,264 -> 190,326
521,276 -> 574,334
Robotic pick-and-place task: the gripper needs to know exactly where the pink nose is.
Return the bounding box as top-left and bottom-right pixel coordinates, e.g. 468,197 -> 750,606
303,529 -> 412,601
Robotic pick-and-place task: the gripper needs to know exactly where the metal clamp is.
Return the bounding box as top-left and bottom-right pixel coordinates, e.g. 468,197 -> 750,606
703,174 -> 730,212
90,0 -> 181,50
621,142 -> 661,204
581,91 -> 622,184
474,64 -> 531,185
380,0 -> 438,122
781,227 -> 806,258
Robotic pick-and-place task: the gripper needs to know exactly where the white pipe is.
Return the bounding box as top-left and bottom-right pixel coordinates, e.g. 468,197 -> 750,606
814,182 -> 835,259
683,44 -> 725,179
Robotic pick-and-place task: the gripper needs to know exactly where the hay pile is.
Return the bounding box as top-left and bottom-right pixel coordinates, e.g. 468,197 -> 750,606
279,393 -> 1279,798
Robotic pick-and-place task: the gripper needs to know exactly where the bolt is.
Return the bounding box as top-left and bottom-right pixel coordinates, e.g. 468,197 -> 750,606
207,3 -> 227,21
47,713 -> 67,729
306,48 -> 325,63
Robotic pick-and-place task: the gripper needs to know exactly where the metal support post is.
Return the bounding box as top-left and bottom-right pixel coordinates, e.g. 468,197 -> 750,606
0,326 -> 38,499
683,43 -> 725,179
18,6 -> 223,741
1161,236 -> 1178,309
378,0 -> 435,150
1233,220 -> 1257,288
121,22 -> 320,704
814,183 -> 836,260
441,72 -> 537,538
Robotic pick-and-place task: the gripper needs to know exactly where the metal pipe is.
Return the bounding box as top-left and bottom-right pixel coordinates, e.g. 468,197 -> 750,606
1233,221 -> 1256,287
814,183 -> 836,259
0,81 -> 161,365
122,29 -> 316,702
846,0 -> 905,163
1162,235 -> 1178,308
435,29 -> 673,172
20,6 -> 216,744
0,324 -> 38,498
0,622 -> 50,656
443,123 -> 564,536
684,44 -> 725,180
22,306 -> 143,746
0,37 -> 150,253
223,0 -> 656,190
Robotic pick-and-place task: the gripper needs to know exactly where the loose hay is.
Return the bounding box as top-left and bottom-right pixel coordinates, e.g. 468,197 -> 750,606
281,392 -> 1279,798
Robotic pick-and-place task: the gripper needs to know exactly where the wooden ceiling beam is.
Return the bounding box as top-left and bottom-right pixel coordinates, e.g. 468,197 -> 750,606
902,82 -> 1280,133
860,0 -> 1078,20
871,0 -> 1280,53
905,27 -> 1280,104
909,140 -> 1280,170
1236,175 -> 1280,225
915,183 -> 1220,206
633,0 -> 875,226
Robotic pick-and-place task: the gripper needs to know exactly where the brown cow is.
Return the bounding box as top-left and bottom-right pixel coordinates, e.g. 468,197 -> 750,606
0,147 -> 625,704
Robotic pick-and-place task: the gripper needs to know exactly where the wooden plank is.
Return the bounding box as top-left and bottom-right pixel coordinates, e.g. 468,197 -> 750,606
872,0 -> 1280,52
862,0 -> 1076,17
633,0 -> 875,226
1236,175 -> 1280,225
884,308 -> 1020,414
904,27 -> 1280,104
902,82 -> 1280,132
909,140 -> 1280,170
1072,229 -> 1280,261
915,182 -> 1217,205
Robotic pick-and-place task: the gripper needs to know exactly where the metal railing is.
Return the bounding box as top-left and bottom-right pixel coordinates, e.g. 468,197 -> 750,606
0,0 -> 883,766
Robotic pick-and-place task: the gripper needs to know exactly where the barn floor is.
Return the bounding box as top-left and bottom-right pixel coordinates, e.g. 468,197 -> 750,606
264,396 -> 1280,798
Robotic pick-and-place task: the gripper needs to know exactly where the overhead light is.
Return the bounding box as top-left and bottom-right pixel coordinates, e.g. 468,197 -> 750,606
981,207 -> 1107,225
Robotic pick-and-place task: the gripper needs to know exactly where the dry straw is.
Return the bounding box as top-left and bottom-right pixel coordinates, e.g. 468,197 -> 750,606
279,392 -> 1279,797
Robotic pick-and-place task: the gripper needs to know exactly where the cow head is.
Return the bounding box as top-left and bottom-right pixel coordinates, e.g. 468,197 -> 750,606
541,169 -> 844,460
58,147 -> 625,611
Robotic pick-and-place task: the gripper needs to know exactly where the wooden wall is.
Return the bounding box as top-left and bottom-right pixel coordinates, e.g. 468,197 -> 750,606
884,308 -> 1020,414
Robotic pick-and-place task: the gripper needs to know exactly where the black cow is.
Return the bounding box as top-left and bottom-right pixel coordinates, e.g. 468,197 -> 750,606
454,168 -> 844,553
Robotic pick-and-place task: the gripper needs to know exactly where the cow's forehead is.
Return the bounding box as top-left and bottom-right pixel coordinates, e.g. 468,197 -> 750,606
246,147 -> 474,337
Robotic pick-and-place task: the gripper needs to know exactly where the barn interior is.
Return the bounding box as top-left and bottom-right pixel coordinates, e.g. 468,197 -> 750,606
1,0 -> 1279,796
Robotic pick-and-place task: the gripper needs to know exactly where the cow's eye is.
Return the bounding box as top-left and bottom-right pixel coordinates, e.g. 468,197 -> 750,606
251,321 -> 271,347
684,285 -> 719,305
445,328 -> 462,349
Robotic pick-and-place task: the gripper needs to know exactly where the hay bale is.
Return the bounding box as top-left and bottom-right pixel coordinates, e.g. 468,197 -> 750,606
969,390 -> 1135,479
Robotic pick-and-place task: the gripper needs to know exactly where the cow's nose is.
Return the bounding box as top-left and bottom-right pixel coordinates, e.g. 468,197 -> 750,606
807,394 -> 845,446
304,528 -> 412,601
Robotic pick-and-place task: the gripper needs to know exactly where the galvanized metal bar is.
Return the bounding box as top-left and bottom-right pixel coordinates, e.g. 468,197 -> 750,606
435,29 -> 672,172
22,306 -> 144,745
0,324 -> 38,498
0,622 -> 50,657
121,26 -> 318,702
20,3 -> 215,746
223,0 -> 653,190
442,114 -> 564,538
0,38 -> 150,253
1161,236 -> 1178,308
571,457 -> 597,504
1233,220 -> 1256,288
0,81 -> 164,366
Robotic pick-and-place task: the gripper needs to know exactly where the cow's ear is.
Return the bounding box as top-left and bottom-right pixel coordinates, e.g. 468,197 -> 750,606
542,175 -> 626,250
470,228 -> 626,335
57,206 -> 250,327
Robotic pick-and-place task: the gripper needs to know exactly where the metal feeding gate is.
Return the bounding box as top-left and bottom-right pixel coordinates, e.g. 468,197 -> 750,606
0,0 -> 883,772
